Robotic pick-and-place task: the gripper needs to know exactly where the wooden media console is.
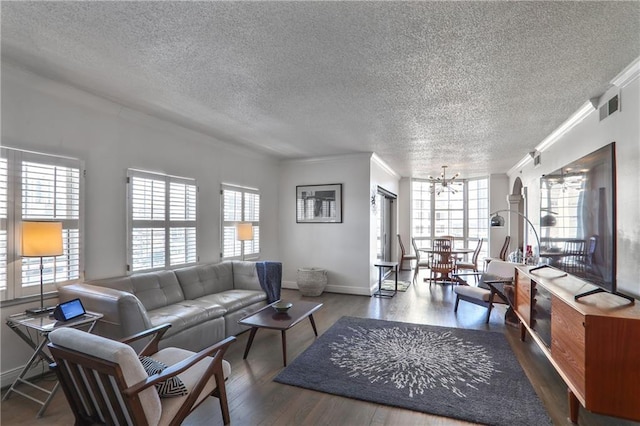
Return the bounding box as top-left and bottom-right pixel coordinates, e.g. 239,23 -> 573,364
514,265 -> 640,423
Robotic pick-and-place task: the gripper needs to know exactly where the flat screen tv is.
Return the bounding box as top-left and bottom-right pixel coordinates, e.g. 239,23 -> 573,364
539,142 -> 630,301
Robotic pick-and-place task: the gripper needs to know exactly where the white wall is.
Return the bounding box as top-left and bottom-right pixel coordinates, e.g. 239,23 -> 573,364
369,155 -> 401,290
511,71 -> 640,298
0,63 -> 281,385
279,154 -> 372,295
488,174 -> 510,257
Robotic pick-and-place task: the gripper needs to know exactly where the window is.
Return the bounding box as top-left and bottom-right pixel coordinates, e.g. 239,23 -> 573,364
466,178 -> 489,260
127,170 -> 197,272
411,180 -> 432,251
221,184 -> 260,260
411,177 -> 488,258
1,147 -> 83,302
540,178 -> 583,249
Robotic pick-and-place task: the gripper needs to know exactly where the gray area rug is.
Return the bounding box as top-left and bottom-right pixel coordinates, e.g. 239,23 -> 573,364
274,316 -> 551,426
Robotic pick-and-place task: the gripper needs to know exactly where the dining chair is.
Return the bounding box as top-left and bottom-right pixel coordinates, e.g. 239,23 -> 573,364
559,239 -> 587,273
484,235 -> 510,268
432,237 -> 452,253
456,238 -> 483,277
583,236 -> 598,270
411,237 -> 430,283
48,324 -> 236,425
397,234 -> 417,271
429,238 -> 454,284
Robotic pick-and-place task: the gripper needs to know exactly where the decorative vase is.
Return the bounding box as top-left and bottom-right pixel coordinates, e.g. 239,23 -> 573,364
297,267 -> 328,296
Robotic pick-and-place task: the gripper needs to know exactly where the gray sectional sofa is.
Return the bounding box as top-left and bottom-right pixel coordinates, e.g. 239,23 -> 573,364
57,261 -> 282,352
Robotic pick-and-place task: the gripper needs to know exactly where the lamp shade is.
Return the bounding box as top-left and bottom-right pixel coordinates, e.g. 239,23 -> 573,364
236,222 -> 254,241
490,214 -> 505,227
541,214 -> 557,227
22,221 -> 63,257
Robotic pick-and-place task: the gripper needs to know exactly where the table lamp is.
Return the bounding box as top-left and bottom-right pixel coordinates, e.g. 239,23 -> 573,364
236,222 -> 253,261
22,221 -> 63,315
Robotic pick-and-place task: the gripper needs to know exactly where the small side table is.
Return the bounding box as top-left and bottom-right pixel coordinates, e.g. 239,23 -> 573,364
3,311 -> 103,417
373,261 -> 398,298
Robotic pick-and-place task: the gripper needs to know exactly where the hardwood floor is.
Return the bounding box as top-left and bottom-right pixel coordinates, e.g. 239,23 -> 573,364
2,269 -> 638,425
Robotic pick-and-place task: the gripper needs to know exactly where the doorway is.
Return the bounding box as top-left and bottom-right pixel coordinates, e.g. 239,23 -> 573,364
376,186 -> 397,262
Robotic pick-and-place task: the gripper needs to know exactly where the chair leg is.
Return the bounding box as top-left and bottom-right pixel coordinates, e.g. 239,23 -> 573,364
485,292 -> 495,323
214,369 -> 231,425
454,295 -> 460,312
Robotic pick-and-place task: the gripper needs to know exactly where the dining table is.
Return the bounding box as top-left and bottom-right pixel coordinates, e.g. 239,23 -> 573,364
418,247 -> 474,282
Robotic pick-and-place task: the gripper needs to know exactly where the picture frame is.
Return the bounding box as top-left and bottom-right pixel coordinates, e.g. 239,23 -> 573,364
296,184 -> 342,223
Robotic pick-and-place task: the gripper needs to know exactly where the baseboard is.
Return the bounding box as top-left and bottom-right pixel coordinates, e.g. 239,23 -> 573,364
1,363 -> 49,390
282,280 -> 372,297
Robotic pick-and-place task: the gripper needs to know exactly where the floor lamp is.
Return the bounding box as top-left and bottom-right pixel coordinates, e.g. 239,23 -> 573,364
236,222 -> 253,261
22,221 -> 63,315
489,209 -> 551,272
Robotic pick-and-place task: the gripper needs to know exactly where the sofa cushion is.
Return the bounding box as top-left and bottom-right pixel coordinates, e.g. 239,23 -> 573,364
231,261 -> 262,291
196,290 -> 266,314
175,263 -> 234,300
146,301 -> 224,337
128,271 -> 186,311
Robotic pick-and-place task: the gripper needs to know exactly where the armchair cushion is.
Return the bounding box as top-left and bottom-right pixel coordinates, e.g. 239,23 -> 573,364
152,347 -> 232,426
455,285 -> 493,302
139,356 -> 188,397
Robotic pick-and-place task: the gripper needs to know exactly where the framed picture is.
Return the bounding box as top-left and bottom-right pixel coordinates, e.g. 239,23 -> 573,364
296,184 -> 342,223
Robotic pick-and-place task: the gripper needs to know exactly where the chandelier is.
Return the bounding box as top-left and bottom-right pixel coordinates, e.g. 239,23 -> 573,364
428,165 -> 461,195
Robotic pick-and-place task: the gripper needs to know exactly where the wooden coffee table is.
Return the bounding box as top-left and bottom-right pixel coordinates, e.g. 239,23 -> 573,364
238,300 -> 323,366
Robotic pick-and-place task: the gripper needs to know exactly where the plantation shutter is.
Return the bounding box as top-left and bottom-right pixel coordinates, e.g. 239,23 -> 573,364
127,169 -> 197,272
0,147 -> 84,301
221,184 -> 260,260
0,157 -> 7,294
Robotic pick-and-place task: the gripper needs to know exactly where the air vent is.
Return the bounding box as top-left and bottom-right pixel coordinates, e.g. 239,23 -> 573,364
599,94 -> 620,121
608,95 -> 619,114
533,154 -> 541,167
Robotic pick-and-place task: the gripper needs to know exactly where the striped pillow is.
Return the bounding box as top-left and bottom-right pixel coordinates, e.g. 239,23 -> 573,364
139,356 -> 188,398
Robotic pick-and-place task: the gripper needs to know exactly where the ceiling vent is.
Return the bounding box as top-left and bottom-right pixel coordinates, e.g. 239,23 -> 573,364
533,153 -> 541,167
599,94 -> 620,121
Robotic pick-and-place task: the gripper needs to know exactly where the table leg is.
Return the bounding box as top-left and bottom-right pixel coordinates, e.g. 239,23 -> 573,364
2,337 -> 49,401
281,330 -> 287,367
36,382 -> 59,418
308,314 -> 318,336
243,328 -> 258,360
568,388 -> 580,423
394,264 -> 398,292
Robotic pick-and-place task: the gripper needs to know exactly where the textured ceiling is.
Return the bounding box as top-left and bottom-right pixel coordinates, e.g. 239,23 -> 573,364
2,2 -> 639,178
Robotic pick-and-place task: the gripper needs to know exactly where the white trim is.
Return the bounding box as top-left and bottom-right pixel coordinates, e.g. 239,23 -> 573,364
283,152 -> 372,165
508,101 -> 594,176
611,56 -> 640,88
371,153 -> 401,179
508,56 -> 640,177
221,182 -> 259,193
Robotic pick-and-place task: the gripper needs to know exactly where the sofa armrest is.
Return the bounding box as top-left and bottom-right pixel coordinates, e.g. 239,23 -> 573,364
256,261 -> 282,303
57,283 -> 152,340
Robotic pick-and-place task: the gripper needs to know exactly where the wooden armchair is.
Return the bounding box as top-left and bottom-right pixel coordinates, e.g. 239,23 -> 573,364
48,324 -> 235,425
452,260 -> 515,323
